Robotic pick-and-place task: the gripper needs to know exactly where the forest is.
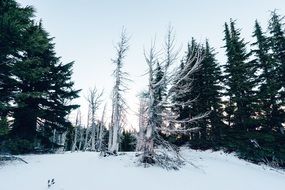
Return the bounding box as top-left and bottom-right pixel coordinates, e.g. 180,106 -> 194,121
0,0 -> 285,171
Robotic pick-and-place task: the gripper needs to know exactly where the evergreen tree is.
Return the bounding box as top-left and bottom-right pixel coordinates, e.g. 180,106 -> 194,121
0,117 -> 9,137
0,0 -> 79,151
269,11 -> 285,92
153,62 -> 166,103
153,62 -> 166,128
268,11 -> 285,133
223,20 -> 258,131
252,20 -> 283,132
170,39 -> 203,145
173,39 -> 224,148
120,130 -> 136,152
12,22 -> 80,142
0,0 -> 34,125
200,40 -> 225,145
171,39 -> 198,130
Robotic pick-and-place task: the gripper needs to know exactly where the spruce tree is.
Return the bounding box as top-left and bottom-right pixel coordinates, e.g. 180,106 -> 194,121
201,40 -> 224,145
171,39 -> 199,131
120,130 -> 136,151
170,39 -> 205,146
175,39 -> 224,148
223,23 -> 235,127
12,22 -> 80,142
252,20 -> 283,132
268,11 -> 285,133
153,62 -> 166,128
0,0 -> 34,125
269,11 -> 285,91
223,20 -> 258,131
0,0 -> 80,150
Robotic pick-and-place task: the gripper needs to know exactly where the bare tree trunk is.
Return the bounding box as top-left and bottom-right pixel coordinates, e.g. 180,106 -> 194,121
96,122 -> 100,149
98,104 -> 106,151
83,127 -> 89,151
85,87 -> 103,151
72,110 -> 81,152
142,42 -> 158,160
78,127 -> 84,150
91,123 -> 96,151
136,94 -> 148,151
110,95 -> 120,153
108,28 -> 130,154
108,123 -> 113,151
138,26 -> 206,168
71,127 -> 78,152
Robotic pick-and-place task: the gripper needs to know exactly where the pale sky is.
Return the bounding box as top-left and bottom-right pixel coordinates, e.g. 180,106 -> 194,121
16,0 -> 285,129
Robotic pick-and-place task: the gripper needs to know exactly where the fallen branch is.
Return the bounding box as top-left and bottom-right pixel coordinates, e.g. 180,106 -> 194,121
0,154 -> 28,164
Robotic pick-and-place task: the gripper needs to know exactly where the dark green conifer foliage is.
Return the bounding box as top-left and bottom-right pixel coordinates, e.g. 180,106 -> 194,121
184,40 -> 225,148
252,20 -> 283,132
267,11 -> 285,133
201,41 -> 225,145
168,40 -> 198,145
153,62 -> 166,128
268,11 -> 285,93
0,0 -> 79,151
120,130 -> 136,151
223,20 -> 258,131
171,39 -> 198,130
0,0 -> 34,121
12,23 -> 80,141
154,62 -> 166,102
223,23 -> 235,127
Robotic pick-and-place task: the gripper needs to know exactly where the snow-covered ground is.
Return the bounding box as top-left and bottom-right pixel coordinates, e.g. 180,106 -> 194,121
0,149 -> 284,190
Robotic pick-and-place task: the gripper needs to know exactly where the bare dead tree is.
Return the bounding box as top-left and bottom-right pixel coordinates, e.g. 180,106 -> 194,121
98,104 -> 107,151
86,87 -> 103,151
78,125 -> 84,150
71,109 -> 82,152
136,92 -> 149,151
138,26 -> 208,169
108,28 -> 130,154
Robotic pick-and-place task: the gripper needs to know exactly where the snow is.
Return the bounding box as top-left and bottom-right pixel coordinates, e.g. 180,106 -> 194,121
0,149 -> 284,190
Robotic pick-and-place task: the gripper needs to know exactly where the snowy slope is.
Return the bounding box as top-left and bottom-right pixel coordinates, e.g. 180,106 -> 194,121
0,149 -> 284,190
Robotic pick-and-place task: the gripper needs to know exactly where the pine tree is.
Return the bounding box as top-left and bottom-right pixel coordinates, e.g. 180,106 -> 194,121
169,38 -> 211,147
268,11 -> 285,133
223,20 -> 258,131
200,40 -> 224,146
11,22 -> 80,143
0,1 -> 79,152
170,39 -> 203,145
0,0 -> 34,128
172,39 -> 224,148
120,130 -> 136,151
153,62 -> 166,129
269,11 -> 285,90
252,20 -> 282,132
0,117 -> 9,137
171,38 -> 199,128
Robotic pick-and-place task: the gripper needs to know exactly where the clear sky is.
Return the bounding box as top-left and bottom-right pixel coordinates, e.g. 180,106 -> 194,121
16,0 -> 285,129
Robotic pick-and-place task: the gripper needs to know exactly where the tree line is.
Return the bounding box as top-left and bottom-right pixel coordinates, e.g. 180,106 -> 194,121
166,12 -> 285,167
0,0 -> 284,168
134,12 -> 285,168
